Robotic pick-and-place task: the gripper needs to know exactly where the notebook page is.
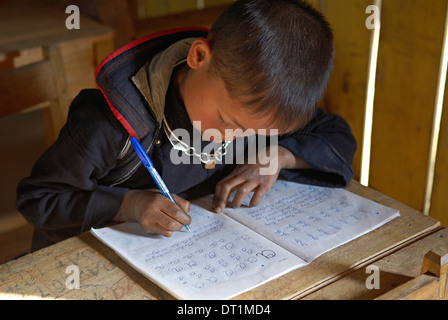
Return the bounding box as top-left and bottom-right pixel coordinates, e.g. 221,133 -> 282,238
91,203 -> 305,300
225,180 -> 400,262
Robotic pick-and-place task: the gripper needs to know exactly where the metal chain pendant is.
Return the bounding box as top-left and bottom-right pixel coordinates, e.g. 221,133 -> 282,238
162,116 -> 231,169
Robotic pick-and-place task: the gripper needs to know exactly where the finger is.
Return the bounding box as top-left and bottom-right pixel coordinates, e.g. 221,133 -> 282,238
212,165 -> 250,209
173,194 -> 191,216
248,184 -> 271,207
159,196 -> 192,226
156,212 -> 184,232
231,181 -> 259,208
213,176 -> 248,212
150,222 -> 175,237
139,216 -> 177,237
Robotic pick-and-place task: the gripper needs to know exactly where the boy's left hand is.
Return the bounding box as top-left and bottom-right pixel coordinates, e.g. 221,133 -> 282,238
212,146 -> 310,212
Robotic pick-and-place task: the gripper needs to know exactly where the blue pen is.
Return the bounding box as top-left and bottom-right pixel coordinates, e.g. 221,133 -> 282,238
130,137 -> 191,232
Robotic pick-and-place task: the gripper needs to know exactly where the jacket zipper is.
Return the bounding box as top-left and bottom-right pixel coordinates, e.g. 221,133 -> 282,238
109,124 -> 162,187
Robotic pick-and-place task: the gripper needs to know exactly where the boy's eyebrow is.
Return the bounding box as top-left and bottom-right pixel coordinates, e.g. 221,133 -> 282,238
229,117 -> 248,131
221,109 -> 248,131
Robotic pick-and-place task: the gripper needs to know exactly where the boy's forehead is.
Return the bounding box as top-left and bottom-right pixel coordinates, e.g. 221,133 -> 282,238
222,102 -> 295,134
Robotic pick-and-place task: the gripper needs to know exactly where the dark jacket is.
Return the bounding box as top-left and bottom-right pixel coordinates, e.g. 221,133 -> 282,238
16,28 -> 357,251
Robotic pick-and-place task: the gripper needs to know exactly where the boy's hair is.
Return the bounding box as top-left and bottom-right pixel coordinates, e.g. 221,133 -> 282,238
208,0 -> 334,133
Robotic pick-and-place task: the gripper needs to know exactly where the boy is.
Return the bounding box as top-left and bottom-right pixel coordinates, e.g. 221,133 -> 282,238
16,0 -> 356,251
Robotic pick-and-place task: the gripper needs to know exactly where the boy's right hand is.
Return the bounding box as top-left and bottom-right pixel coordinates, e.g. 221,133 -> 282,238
114,189 -> 191,237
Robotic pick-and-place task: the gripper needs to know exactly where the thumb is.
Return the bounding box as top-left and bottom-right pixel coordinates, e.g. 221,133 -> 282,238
173,195 -> 191,215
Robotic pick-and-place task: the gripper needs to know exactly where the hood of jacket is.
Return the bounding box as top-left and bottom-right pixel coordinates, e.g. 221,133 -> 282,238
95,27 -> 209,139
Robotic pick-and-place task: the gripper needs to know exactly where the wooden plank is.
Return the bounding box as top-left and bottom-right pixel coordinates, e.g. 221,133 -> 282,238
133,4 -> 229,37
305,0 -> 321,10
0,222 -> 33,265
0,0 -> 114,53
369,0 -> 447,212
0,182 -> 438,300
57,31 -> 114,98
0,233 -> 175,300
0,51 -> 19,72
45,45 -> 70,143
142,0 -> 197,18
138,0 -> 233,18
374,274 -> 441,300
420,245 -> 448,299
58,39 -> 97,98
13,47 -> 45,69
94,0 -> 135,48
320,0 -> 372,181
303,228 -> 448,300
0,60 -> 56,118
430,80 -> 448,227
93,35 -> 116,65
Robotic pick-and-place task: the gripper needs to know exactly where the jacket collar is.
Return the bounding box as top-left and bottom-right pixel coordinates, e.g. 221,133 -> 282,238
95,27 -> 209,139
131,38 -> 194,124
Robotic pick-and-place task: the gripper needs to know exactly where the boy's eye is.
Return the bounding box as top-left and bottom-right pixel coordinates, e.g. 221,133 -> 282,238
219,114 -> 227,124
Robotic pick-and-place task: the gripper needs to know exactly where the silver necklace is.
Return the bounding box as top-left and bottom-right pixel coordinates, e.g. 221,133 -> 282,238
162,116 -> 232,169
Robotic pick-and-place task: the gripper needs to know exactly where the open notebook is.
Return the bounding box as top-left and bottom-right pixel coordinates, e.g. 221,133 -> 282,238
91,180 -> 399,300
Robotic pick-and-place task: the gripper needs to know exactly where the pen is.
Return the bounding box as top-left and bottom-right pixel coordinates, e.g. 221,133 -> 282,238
130,136 -> 191,232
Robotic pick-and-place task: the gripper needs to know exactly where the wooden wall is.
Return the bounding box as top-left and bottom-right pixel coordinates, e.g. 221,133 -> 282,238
136,0 -> 234,18
309,0 -> 448,226
432,73 -> 448,225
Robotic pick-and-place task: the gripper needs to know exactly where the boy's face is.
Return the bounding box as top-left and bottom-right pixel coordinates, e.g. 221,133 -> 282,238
177,38 -> 286,142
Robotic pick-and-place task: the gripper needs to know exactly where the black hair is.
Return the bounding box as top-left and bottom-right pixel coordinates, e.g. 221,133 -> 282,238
208,0 -> 334,133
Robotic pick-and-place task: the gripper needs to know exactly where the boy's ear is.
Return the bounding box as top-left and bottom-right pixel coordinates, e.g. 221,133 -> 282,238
186,38 -> 212,69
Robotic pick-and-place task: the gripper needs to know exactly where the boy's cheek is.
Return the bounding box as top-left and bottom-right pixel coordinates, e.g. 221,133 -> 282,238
201,127 -> 223,142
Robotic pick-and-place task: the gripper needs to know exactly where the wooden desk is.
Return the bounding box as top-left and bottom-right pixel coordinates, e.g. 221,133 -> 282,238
0,182 -> 444,300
